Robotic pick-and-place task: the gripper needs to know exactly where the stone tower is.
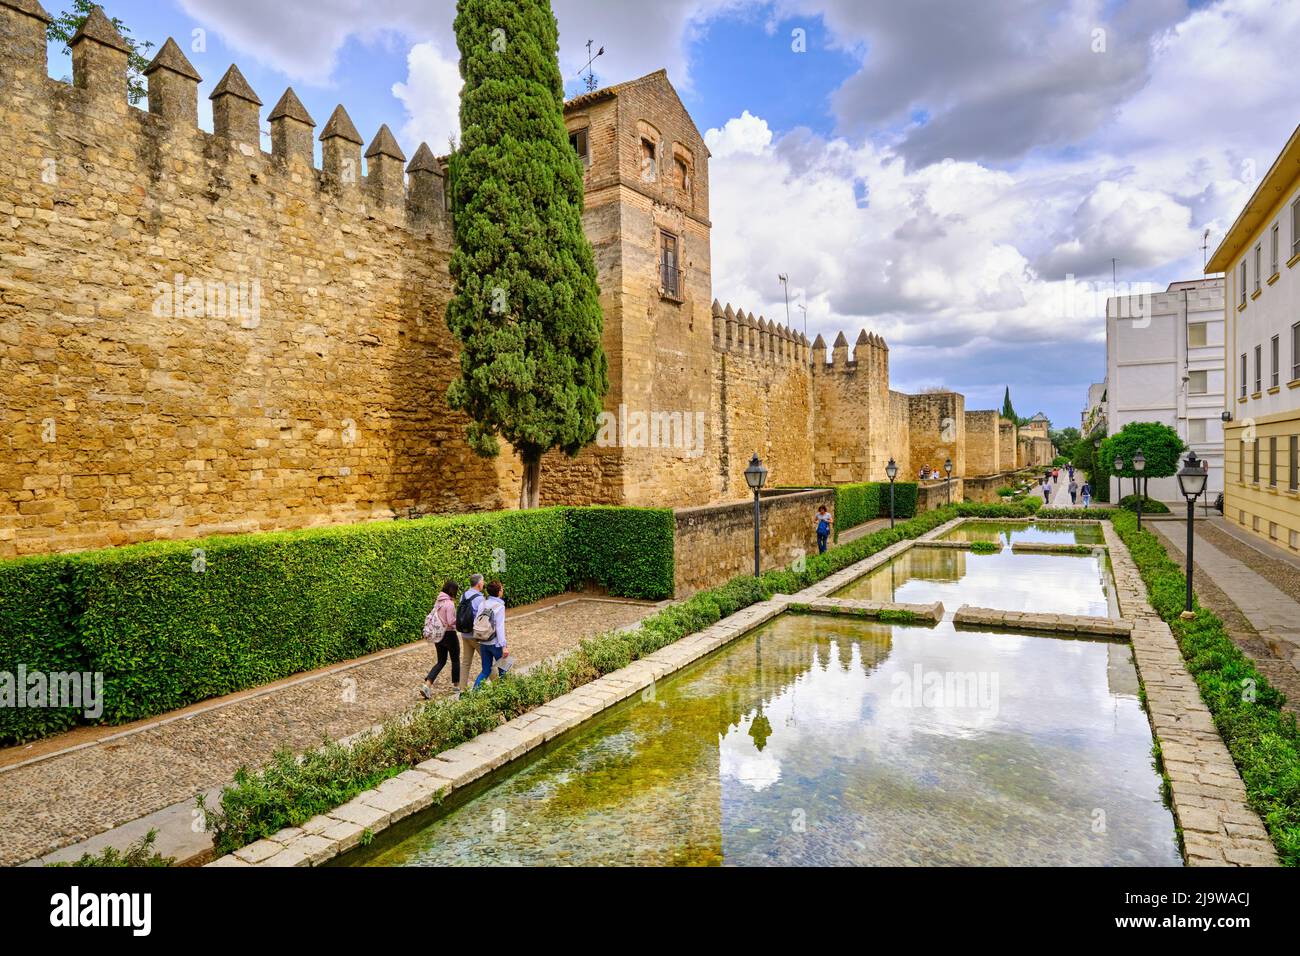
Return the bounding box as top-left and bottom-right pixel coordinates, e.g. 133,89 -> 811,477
553,70 -> 715,506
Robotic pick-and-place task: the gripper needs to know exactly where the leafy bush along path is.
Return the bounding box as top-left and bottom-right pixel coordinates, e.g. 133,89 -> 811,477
0,506 -> 673,745
206,500 -> 1045,857
1110,510 -> 1300,865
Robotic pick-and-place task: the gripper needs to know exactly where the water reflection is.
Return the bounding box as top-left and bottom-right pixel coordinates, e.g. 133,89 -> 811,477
356,615 -> 1178,867
940,520 -> 1105,545
833,548 -> 1115,617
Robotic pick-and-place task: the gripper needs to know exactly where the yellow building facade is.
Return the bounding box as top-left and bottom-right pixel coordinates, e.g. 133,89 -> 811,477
1208,123 -> 1300,551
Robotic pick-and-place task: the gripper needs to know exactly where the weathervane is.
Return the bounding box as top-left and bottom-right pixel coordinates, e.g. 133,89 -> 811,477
577,39 -> 604,93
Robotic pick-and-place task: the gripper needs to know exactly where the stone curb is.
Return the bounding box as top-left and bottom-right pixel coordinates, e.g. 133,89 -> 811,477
1098,520 -> 1279,867
1010,542 -> 1104,555
952,605 -> 1130,639
796,597 -> 944,624
913,539 -> 1003,552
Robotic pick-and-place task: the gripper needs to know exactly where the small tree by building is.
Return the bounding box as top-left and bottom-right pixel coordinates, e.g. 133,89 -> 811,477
1100,421 -> 1184,501
48,1 -> 154,104
445,0 -> 608,508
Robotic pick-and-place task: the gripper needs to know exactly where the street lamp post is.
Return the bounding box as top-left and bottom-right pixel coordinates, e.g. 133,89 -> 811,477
1176,451 -> 1209,619
944,457 -> 953,507
885,457 -> 899,528
1133,449 -> 1146,532
744,453 -> 768,578
1113,454 -> 1124,506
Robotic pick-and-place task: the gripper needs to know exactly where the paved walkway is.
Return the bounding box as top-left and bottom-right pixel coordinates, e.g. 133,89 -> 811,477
1152,517 -> 1300,713
0,595 -> 661,866
837,517 -> 891,544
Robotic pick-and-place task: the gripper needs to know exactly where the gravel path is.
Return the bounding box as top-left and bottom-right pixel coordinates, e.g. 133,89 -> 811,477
0,597 -> 658,866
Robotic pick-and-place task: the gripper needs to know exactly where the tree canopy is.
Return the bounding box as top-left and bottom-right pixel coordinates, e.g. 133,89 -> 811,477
48,1 -> 154,104
445,0 -> 608,508
1100,421 -> 1185,479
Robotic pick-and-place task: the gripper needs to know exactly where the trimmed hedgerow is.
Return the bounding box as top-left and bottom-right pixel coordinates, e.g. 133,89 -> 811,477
204,499 -> 1044,855
0,554 -> 86,744
832,481 -> 918,535
1,507 -> 675,735
1110,510 -> 1300,865
563,506 -> 674,599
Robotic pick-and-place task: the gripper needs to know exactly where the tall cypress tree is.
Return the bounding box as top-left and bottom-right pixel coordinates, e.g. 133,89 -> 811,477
446,0 -> 608,508
1001,386 -> 1016,422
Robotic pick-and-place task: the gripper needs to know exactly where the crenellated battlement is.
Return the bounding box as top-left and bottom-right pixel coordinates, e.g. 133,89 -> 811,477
0,2 -> 450,235
710,300 -> 808,366
809,327 -> 890,375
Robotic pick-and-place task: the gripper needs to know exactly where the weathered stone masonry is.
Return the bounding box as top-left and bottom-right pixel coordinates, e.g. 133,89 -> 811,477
0,4 -> 1034,557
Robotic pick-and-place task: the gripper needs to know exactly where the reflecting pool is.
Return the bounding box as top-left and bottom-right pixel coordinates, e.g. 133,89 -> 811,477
350,614 -> 1178,867
832,547 -> 1115,617
939,520 -> 1105,546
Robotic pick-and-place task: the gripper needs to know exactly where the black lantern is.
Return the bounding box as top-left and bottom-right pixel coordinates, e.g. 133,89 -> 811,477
1132,448 -> 1146,531
885,457 -> 899,528
1176,451 -> 1208,618
943,457 -> 953,506
745,454 -> 767,577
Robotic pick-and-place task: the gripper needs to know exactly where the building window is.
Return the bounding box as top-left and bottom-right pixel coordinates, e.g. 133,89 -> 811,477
1272,223 -> 1281,275
1254,244 -> 1262,292
1272,335 -> 1281,388
1239,261 -> 1247,306
1293,322 -> 1300,382
1270,436 -> 1278,487
1270,522 -> 1279,540
640,138 -> 657,181
1188,322 -> 1207,348
1291,436 -> 1299,492
569,128 -> 589,167
1241,352 -> 1248,398
1188,418 -> 1207,443
1188,369 -> 1208,395
1255,344 -> 1263,393
659,231 -> 680,299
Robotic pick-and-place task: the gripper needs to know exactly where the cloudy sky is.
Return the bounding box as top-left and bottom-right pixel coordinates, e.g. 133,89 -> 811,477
59,0 -> 1300,429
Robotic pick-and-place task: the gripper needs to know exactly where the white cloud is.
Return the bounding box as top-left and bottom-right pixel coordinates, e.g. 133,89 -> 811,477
392,41 -> 462,154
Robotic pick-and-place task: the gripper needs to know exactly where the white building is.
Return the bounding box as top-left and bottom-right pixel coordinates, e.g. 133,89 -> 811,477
1081,382 -> 1106,436
1104,278 -> 1225,502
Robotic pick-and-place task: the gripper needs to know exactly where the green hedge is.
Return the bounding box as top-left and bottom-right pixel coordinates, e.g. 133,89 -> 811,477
833,481 -> 918,534
0,555 -> 86,743
205,499 -> 1045,855
0,507 -> 674,742
1110,510 -> 1300,865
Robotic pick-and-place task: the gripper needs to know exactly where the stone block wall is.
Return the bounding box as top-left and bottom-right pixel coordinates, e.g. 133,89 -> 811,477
673,488 -> 831,595
964,410 -> 1001,476
908,392 -> 966,479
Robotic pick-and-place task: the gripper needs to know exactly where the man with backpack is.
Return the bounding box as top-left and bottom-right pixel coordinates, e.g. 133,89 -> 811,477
456,573 -> 487,694
472,581 -> 510,690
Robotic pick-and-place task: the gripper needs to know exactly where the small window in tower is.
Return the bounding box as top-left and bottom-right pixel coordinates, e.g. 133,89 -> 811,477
641,138 -> 657,181
569,128 -> 589,167
674,156 -> 689,192
660,231 -> 680,299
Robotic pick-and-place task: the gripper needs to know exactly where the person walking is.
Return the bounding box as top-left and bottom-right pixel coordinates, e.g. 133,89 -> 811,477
472,581 -> 510,690
1081,480 -> 1092,508
1041,478 -> 1051,504
420,579 -> 461,699
815,504 -> 832,554
1068,478 -> 1079,505
455,573 -> 487,691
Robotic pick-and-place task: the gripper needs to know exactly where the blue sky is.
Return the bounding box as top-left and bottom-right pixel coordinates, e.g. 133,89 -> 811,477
41,0 -> 1300,433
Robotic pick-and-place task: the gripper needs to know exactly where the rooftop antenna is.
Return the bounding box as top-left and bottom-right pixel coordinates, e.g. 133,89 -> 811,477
1201,228 -> 1211,270
577,40 -> 604,93
778,273 -> 791,329
1111,257 -> 1117,297
797,302 -> 807,339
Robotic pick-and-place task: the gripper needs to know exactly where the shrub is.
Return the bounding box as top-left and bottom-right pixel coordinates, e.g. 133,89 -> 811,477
48,829 -> 173,868
833,483 -> 882,533
969,541 -> 999,554
0,554 -> 86,744
1,507 -> 674,736
1118,494 -> 1171,514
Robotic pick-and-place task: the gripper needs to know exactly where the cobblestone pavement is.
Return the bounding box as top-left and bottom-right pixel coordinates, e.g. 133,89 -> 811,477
1152,519 -> 1300,714
0,597 -> 658,866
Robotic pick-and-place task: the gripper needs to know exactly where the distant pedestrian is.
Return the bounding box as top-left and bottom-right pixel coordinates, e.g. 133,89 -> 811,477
472,581 -> 510,690
1068,479 -> 1079,505
1081,482 -> 1092,508
420,579 -> 461,699
1041,479 -> 1051,503
456,573 -> 487,692
815,504 -> 832,554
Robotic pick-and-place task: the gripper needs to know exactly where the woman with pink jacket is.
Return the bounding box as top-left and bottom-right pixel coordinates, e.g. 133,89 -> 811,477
421,579 -> 461,699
